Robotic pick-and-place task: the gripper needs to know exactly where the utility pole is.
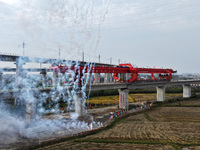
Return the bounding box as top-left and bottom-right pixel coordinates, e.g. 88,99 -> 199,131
82,51 -> 84,62
110,57 -> 112,64
22,41 -> 25,56
98,55 -> 100,63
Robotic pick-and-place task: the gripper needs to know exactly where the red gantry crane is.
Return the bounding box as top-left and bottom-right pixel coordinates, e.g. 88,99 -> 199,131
50,63 -> 177,83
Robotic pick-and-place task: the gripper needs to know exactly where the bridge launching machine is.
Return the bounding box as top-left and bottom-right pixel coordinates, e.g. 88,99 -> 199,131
50,63 -> 177,83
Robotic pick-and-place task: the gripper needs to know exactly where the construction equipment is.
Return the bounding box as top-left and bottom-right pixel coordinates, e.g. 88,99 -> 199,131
50,63 -> 176,83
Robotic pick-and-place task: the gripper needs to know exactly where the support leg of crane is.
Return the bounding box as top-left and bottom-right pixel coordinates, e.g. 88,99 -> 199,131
151,73 -> 156,80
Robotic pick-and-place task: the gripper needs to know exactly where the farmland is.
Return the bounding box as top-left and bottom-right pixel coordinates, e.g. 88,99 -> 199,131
88,93 -> 182,105
36,97 -> 200,150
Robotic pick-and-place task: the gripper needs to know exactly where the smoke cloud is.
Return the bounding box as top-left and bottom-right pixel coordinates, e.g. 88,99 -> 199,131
0,0 -> 110,148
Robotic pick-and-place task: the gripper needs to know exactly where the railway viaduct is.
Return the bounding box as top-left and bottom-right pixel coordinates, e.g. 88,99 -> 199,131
0,54 -> 200,120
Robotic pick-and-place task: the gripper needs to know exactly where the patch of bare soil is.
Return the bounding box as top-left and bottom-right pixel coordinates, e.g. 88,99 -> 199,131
88,105 -> 121,116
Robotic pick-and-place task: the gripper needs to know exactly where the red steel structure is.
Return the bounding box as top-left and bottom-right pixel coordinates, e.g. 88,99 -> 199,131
50,63 -> 177,83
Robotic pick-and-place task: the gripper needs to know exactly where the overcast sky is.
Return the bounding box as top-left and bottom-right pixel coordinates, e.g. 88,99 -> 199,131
0,0 -> 200,74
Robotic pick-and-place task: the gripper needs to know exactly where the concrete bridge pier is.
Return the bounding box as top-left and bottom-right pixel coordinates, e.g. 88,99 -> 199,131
74,91 -> 86,116
183,84 -> 191,98
53,71 -> 59,87
40,69 -> 47,87
15,60 -> 26,87
118,89 -> 129,109
94,73 -> 100,84
156,86 -> 166,102
15,60 -> 26,108
25,102 -> 37,124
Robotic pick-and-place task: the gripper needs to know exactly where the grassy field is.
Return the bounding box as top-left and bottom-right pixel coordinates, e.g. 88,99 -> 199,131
87,93 -> 182,105
36,97 -> 200,150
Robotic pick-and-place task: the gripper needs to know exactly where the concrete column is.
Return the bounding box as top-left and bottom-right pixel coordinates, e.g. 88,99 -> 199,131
156,86 -> 166,102
118,89 -> 129,109
25,102 -> 37,124
53,71 -> 58,87
40,69 -> 47,87
15,61 -> 25,87
183,84 -> 191,98
94,73 -> 100,84
74,92 -> 86,116
14,97 -> 26,118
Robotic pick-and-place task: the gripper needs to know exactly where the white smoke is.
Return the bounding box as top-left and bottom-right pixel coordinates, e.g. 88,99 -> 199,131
0,0 -> 110,148
13,0 -> 110,61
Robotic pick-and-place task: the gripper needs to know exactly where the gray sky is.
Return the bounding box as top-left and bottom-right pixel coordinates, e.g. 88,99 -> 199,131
0,0 -> 200,74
